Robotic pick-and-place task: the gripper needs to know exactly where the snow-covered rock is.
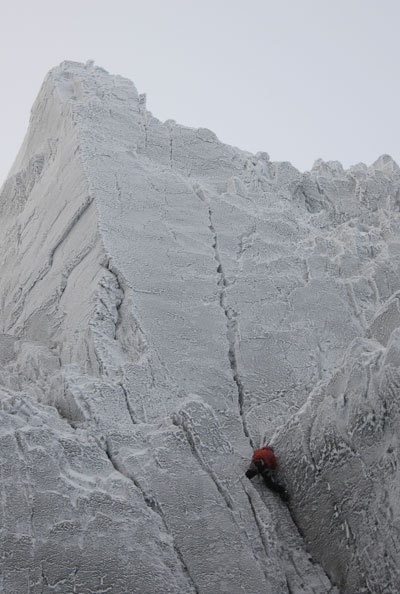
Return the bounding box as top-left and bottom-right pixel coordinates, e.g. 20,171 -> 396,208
1,60 -> 400,592
278,313 -> 400,593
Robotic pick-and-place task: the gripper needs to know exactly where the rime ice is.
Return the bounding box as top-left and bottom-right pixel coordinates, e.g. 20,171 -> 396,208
1,61 -> 399,593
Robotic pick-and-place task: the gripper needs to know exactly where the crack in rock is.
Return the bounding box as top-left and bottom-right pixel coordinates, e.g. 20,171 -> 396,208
171,412 -> 234,511
103,439 -> 199,594
207,201 -> 255,449
118,381 -> 136,426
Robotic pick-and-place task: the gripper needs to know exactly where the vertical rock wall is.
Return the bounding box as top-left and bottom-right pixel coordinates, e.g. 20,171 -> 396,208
1,60 -> 400,592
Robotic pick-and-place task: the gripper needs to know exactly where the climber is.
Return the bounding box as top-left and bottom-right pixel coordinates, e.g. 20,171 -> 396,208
245,445 -> 289,502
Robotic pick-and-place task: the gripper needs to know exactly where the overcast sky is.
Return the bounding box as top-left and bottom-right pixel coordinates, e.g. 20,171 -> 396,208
1,0 -> 399,184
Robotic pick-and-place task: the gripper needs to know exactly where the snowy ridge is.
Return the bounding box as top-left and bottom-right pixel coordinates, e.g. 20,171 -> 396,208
1,60 -> 400,592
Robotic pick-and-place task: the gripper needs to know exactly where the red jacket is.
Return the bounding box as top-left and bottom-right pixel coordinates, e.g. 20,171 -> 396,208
252,446 -> 277,470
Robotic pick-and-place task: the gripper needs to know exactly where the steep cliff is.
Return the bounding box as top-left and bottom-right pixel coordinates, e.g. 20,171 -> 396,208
1,60 -> 399,593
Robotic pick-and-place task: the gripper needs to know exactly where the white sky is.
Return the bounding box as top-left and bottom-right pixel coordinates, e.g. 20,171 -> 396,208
1,0 -> 399,184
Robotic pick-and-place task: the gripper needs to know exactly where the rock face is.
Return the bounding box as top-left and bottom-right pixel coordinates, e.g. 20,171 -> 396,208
0,60 -> 399,593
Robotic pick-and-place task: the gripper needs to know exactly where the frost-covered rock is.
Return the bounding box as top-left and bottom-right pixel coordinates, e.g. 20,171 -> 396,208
278,325 -> 400,593
1,60 -> 400,592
